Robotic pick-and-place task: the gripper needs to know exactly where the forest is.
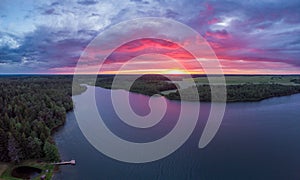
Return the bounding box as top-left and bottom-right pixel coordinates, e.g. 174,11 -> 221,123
95,75 -> 300,102
1,75 -> 300,164
291,78 -> 300,84
0,76 -> 86,163
165,84 -> 300,102
95,75 -> 178,96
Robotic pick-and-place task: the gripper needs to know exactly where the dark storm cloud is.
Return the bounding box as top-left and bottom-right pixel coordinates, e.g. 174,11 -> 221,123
1,26 -> 92,70
77,0 -> 99,5
42,8 -> 58,15
24,27 -> 90,68
51,2 -> 60,6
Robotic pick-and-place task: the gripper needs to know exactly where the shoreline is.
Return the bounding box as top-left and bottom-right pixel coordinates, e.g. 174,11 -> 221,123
0,109 -> 74,179
96,84 -> 300,103
32,83 -> 300,179
3,82 -> 299,178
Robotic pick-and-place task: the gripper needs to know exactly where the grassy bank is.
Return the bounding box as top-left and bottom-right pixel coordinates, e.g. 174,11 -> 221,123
0,160 -> 55,180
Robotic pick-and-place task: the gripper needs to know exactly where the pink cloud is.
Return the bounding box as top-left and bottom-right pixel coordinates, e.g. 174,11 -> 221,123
205,29 -> 231,39
208,18 -> 220,25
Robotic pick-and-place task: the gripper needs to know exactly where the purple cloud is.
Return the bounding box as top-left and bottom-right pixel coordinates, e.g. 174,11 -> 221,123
0,0 -> 299,74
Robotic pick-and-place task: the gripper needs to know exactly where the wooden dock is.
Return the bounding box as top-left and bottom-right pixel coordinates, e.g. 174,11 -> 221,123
52,160 -> 76,166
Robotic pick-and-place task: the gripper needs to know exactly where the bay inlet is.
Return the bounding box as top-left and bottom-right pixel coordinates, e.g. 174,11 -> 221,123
53,86 -> 300,180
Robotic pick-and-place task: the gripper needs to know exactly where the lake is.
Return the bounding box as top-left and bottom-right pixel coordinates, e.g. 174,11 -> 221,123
53,86 -> 300,179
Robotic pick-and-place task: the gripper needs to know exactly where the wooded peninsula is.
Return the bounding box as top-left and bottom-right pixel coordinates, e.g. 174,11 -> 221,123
95,74 -> 300,102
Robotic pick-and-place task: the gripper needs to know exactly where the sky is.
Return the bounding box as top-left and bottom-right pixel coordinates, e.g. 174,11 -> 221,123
0,0 -> 300,74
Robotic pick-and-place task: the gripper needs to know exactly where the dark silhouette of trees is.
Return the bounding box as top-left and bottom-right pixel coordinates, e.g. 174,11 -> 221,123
165,84 -> 300,102
96,74 -> 178,96
291,79 -> 300,84
95,75 -> 300,102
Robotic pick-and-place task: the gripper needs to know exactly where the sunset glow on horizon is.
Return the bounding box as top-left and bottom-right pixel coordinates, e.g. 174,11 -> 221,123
0,0 -> 299,75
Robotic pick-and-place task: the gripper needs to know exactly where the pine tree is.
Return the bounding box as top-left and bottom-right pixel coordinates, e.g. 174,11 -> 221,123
43,141 -> 59,162
0,129 -> 8,161
7,133 -> 21,163
27,137 -> 42,158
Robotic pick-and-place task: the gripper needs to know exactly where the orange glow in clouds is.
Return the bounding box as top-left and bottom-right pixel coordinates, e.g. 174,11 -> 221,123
97,38 -> 205,74
49,38 -> 300,75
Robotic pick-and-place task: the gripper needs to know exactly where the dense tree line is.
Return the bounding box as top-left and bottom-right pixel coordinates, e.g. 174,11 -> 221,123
0,76 -> 86,163
291,78 -> 300,84
165,84 -> 300,102
96,75 -> 177,96
95,75 -> 300,102
129,76 -> 177,96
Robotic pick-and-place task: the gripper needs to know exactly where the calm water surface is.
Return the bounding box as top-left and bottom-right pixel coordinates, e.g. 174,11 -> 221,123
53,86 -> 300,180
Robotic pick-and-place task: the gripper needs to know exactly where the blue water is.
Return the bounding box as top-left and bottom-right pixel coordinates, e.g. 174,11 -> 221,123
53,86 -> 300,180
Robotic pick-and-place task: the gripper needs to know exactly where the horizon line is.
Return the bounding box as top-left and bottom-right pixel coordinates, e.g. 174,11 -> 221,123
1,73 -> 300,76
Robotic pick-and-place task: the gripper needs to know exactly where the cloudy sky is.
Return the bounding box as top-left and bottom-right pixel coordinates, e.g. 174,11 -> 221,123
0,0 -> 300,74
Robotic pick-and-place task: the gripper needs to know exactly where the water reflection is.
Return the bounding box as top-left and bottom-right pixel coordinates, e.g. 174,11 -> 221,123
54,86 -> 300,180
